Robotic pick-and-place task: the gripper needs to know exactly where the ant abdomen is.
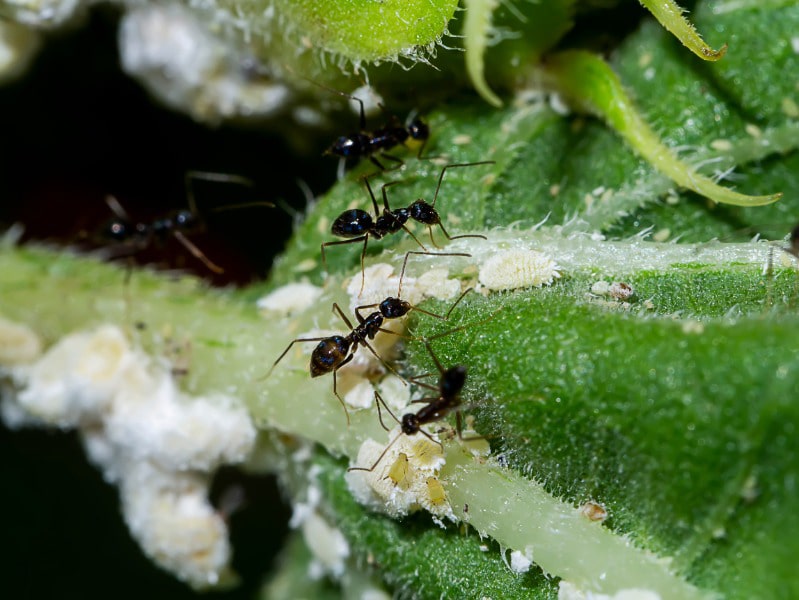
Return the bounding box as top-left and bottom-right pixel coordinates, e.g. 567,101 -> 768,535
332,209 -> 374,237
440,365 -> 467,397
310,336 -> 351,377
329,133 -> 372,159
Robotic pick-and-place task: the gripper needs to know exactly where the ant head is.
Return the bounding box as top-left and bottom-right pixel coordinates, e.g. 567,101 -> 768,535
332,209 -> 373,237
380,297 -> 411,319
401,412 -> 419,435
409,200 -> 439,226
440,365 -> 467,398
407,118 -> 429,141
310,336 -> 350,377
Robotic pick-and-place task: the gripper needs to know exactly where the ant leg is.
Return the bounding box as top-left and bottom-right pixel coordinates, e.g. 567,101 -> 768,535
379,153 -> 405,173
331,302 -> 357,329
437,221 -> 487,243
184,171 -> 259,215
422,306 -> 503,346
397,249 -> 471,299
379,179 -> 406,212
417,427 -> 444,452
454,411 -> 487,443
363,176 -> 383,217
268,336 -> 328,377
320,236 -> 368,276
374,390 -> 402,431
443,287 -> 474,320
431,160 -> 496,209
172,230 -> 224,274
401,224 -> 428,253
370,156 -> 388,172
348,432 -> 402,472
104,195 -> 131,220
330,369 -> 352,426
354,302 -> 380,322
361,339 -> 406,383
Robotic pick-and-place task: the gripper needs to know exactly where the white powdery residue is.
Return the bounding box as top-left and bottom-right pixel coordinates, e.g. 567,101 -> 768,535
792,36 -> 799,55
558,581 -> 661,600
106,381 -> 256,472
4,0 -> 83,27
9,325 -> 144,427
346,428 -> 454,521
1,324 -> 257,589
479,249 -> 561,291
0,317 -> 41,366
302,511 -> 350,579
344,379 -> 378,410
508,548 -> 534,574
119,4 -> 290,123
257,282 -> 323,317
121,461 -> 232,587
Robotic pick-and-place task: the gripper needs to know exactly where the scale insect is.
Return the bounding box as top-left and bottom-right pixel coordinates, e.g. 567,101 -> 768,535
321,161 -> 494,294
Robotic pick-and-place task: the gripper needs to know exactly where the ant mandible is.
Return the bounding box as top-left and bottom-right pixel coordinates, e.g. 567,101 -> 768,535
267,251 -> 473,425
321,160 -> 494,294
100,171 -> 274,275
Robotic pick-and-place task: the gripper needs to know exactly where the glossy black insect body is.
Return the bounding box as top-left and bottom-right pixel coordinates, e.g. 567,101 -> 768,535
268,263 -> 474,425
321,161 -> 494,294
324,88 -> 430,175
99,171 -> 273,276
348,340 -> 478,473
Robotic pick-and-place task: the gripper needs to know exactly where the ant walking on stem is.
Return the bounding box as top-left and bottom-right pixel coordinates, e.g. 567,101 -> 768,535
267,251 -> 474,425
321,160 -> 494,294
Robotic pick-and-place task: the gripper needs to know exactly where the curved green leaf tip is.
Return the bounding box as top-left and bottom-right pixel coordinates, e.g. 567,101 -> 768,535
544,50 -> 782,207
640,0 -> 728,60
278,0 -> 459,63
463,0 -> 503,107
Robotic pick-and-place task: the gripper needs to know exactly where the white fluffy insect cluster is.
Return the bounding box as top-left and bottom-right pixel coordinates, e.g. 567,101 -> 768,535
0,321 -> 257,589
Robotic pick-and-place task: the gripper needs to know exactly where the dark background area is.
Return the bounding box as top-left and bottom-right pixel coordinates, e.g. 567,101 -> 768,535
0,7 -> 331,599
0,2 -> 647,598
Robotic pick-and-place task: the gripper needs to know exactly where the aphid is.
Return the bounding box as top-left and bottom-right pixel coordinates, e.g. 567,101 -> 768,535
425,477 -> 447,506
268,264 -> 473,425
384,452 -> 410,487
99,171 -> 274,276
321,161 -> 494,293
349,339 -> 480,473
322,86 -> 431,177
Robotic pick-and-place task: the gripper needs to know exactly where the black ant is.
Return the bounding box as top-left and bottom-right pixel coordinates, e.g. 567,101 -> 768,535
321,86 -> 431,177
99,171 -> 274,275
321,161 -> 494,293
348,338 -> 480,473
267,251 -> 473,425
